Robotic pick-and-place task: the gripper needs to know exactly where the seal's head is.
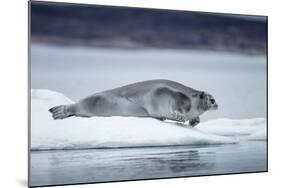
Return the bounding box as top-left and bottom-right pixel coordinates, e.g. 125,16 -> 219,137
193,91 -> 218,111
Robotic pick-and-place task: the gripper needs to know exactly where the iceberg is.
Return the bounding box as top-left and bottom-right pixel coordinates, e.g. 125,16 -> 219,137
30,89 -> 266,150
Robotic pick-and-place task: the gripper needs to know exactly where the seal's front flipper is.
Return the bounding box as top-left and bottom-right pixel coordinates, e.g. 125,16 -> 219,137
189,117 -> 200,127
49,105 -> 74,120
171,111 -> 186,123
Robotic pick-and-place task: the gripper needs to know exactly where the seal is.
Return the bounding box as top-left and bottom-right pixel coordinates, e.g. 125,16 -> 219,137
49,79 -> 218,126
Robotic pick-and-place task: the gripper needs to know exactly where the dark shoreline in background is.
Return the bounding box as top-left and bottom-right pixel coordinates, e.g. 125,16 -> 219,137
30,1 -> 267,55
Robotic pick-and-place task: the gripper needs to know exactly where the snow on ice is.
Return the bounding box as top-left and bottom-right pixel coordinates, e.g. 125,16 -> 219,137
31,89 -> 266,150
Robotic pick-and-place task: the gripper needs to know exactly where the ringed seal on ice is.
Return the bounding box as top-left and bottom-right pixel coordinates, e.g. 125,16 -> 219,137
49,79 -> 218,126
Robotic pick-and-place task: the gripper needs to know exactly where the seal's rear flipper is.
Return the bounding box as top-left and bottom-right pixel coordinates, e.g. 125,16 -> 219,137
49,105 -> 74,120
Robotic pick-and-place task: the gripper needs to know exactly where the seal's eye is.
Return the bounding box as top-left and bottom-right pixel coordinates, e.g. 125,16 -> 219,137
210,99 -> 215,104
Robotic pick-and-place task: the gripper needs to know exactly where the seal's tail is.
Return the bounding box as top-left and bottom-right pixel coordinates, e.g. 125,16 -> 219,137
49,105 -> 74,120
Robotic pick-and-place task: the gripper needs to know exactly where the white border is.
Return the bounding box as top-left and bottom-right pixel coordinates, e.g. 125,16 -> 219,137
1,0 -> 280,188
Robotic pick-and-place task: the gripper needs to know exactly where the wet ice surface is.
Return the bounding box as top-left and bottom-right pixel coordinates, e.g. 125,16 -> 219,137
30,141 -> 266,187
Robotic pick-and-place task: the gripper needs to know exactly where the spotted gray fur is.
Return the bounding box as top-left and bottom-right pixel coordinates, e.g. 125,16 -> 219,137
49,79 -> 218,126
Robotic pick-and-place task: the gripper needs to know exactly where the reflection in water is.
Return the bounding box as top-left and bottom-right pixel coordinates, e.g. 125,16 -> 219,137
121,149 -> 215,173
31,141 -> 266,187
152,150 -> 213,173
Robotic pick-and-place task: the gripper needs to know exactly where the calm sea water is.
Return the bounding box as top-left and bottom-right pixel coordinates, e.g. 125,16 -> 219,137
30,141 -> 267,187
30,44 -> 267,186
31,44 -> 266,121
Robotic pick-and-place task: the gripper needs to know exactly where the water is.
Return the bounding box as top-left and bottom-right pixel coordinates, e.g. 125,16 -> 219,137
30,141 -> 266,187
30,44 -> 267,186
31,44 -> 266,121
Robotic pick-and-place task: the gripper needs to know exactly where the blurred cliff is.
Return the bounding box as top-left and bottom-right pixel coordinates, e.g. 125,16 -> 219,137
30,2 -> 267,54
